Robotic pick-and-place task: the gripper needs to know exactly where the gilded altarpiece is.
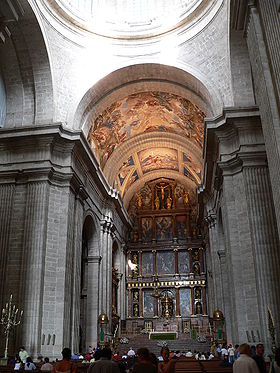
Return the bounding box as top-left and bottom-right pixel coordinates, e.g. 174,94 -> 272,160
126,179 -> 207,332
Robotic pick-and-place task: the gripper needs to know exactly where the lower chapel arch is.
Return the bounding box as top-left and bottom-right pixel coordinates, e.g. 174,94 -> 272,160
80,215 -> 100,352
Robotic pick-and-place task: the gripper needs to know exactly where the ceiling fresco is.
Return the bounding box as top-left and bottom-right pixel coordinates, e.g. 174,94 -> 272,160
87,91 -> 205,202
88,91 -> 204,169
138,148 -> 179,174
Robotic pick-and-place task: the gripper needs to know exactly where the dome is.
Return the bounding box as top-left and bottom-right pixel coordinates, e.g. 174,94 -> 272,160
49,0 -> 214,39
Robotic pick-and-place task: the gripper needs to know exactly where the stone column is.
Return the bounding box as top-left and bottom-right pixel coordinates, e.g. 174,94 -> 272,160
128,288 -> 132,318
175,287 -> 180,317
152,250 -> 157,277
242,164 -> 280,346
154,293 -> 159,318
20,182 -> 49,356
138,250 -> 142,278
0,184 -> 14,307
87,255 -> 101,347
174,248 -> 179,275
199,247 -> 205,274
188,248 -> 193,274
202,286 -> 207,316
119,244 -> 126,319
204,108 -> 280,349
190,287 -> 195,316
71,190 -> 87,354
139,288 -> 143,318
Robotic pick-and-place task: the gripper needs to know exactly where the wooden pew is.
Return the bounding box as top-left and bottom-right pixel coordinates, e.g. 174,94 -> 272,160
200,360 -> 233,373
175,359 -> 202,373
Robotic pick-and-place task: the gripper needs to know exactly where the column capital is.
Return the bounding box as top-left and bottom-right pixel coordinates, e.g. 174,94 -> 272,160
100,219 -> 115,235
204,211 -> 216,228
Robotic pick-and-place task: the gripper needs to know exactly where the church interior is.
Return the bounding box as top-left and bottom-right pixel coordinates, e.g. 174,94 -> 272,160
0,0 -> 280,361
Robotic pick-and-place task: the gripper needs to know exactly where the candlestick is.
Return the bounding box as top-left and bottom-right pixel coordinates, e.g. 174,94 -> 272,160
0,294 -> 23,360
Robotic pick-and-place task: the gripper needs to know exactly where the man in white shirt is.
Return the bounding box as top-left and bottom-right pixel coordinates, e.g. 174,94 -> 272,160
228,344 -> 235,363
19,347 -> 28,363
233,343 -> 259,373
127,347 -> 136,357
186,350 -> 193,357
221,346 -> 228,361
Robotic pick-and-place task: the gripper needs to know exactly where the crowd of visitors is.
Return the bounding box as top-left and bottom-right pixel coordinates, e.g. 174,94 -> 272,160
9,342 -> 280,373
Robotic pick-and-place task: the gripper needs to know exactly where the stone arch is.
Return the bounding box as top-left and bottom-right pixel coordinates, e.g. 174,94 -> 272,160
80,213 -> 100,351
72,63 -> 223,132
0,1 -> 53,127
83,213 -> 100,256
112,240 -> 121,270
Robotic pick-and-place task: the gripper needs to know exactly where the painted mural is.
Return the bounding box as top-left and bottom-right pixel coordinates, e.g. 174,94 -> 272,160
157,251 -> 174,274
118,155 -> 135,186
180,288 -> 191,317
88,91 -> 205,169
178,250 -> 189,273
142,252 -> 153,275
176,215 -> 187,239
144,291 -> 154,317
141,217 -> 153,241
155,216 -> 173,241
138,148 -> 179,174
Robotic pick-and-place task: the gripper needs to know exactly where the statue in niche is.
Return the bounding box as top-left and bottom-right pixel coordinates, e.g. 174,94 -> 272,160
193,262 -> 200,275
133,291 -> 139,302
155,194 -> 160,210
133,230 -> 138,242
192,250 -> 199,261
156,183 -> 169,203
133,303 -> 139,317
137,193 -> 143,209
132,253 -> 138,277
166,194 -> 172,210
192,226 -> 197,239
195,287 -> 201,299
196,302 -> 202,315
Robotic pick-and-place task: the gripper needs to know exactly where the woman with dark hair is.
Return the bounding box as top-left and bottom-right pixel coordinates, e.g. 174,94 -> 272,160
24,357 -> 36,371
158,347 -> 175,373
132,348 -> 156,373
270,347 -> 280,373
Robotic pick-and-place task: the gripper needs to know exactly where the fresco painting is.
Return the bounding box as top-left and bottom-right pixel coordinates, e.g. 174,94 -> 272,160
138,148 -> 178,174
176,215 -> 187,239
142,252 -> 153,275
141,217 -> 153,241
118,155 -> 135,186
144,291 -> 154,317
155,216 -> 173,241
157,251 -> 174,274
184,167 -> 197,183
88,91 -> 205,169
178,250 -> 189,273
180,288 -> 191,317
126,170 -> 139,188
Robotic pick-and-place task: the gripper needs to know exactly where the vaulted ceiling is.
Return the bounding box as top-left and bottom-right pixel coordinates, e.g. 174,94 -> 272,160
87,91 -> 205,208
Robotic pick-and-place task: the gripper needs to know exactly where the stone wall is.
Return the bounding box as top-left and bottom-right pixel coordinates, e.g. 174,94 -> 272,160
0,125 -> 128,358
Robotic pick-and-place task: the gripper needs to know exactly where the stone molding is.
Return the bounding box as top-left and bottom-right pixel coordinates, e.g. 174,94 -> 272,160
0,123 -> 131,227
203,106 -> 266,188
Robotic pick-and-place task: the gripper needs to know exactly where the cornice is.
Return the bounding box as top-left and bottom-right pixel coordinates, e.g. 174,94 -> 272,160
0,123 -> 131,227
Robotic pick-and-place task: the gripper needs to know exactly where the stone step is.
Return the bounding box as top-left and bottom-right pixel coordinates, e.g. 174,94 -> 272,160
115,333 -> 210,357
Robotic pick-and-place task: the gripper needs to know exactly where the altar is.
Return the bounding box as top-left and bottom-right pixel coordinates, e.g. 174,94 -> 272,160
149,331 -> 178,340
